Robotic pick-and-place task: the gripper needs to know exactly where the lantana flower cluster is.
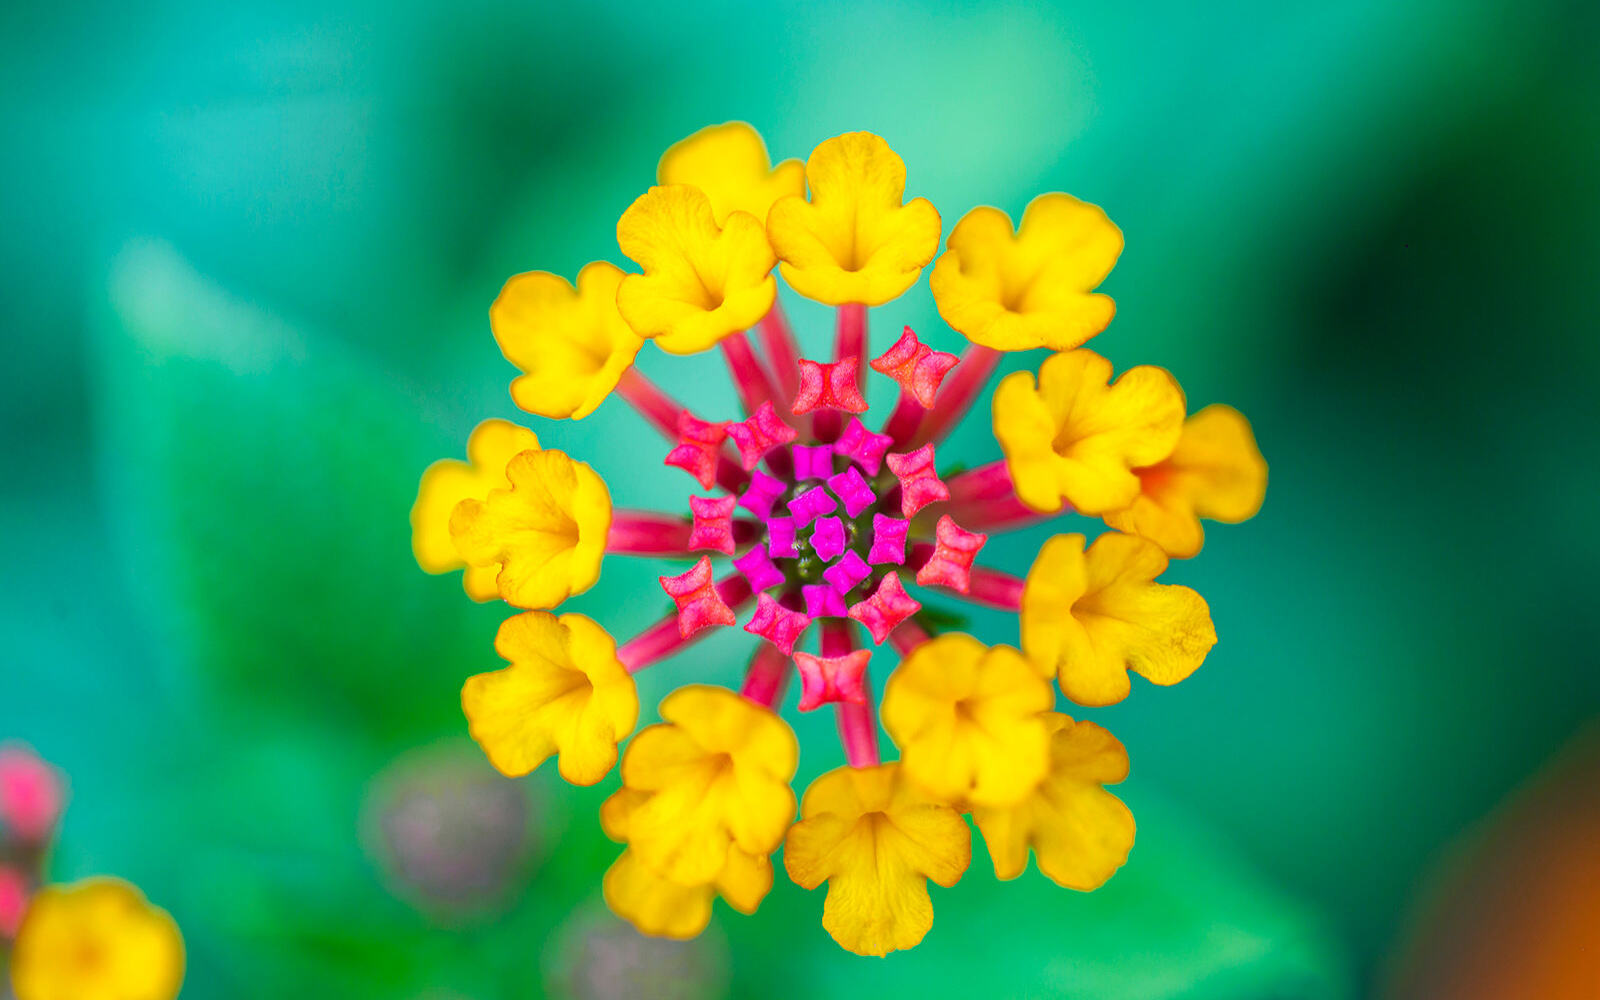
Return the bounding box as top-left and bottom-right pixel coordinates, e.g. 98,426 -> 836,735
1,746 -> 185,1000
413,123 -> 1266,956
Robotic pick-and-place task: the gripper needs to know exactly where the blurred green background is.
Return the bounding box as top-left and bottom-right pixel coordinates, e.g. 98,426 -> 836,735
4,0 -> 1598,996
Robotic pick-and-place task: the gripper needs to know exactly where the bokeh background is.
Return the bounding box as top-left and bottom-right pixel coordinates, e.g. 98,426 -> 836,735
4,0 -> 1598,996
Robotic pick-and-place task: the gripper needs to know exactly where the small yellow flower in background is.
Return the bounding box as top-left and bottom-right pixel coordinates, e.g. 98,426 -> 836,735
930,193 -> 1123,352
970,713 -> 1135,889
615,185 -> 777,354
1022,532 -> 1216,706
462,611 -> 638,784
449,448 -> 611,609
784,763 -> 970,957
1104,404 -> 1268,558
411,419 -> 541,601
881,633 -> 1054,807
658,122 -> 805,226
9,877 -> 183,1000
993,348 -> 1186,514
616,686 -> 797,886
491,261 -> 643,420
414,121 -> 1267,954
767,132 -> 941,305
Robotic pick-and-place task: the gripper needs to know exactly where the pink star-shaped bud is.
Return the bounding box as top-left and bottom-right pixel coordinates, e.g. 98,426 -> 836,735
664,412 -> 730,489
848,571 -> 922,644
793,358 -> 868,415
732,546 -> 785,592
833,418 -> 894,476
737,469 -> 786,519
727,401 -> 798,470
787,485 -> 837,528
870,326 -> 959,407
914,515 -> 988,593
767,516 -> 799,558
659,556 -> 736,638
687,495 -> 738,554
826,467 -> 876,517
743,593 -> 812,655
810,516 -> 847,562
886,444 -> 950,517
823,550 -> 870,594
791,444 -> 834,481
794,648 -> 871,711
868,513 -> 910,565
802,583 -> 848,618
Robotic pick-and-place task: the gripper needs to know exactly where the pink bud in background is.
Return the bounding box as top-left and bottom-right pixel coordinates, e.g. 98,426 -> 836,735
0,865 -> 28,937
0,745 -> 63,842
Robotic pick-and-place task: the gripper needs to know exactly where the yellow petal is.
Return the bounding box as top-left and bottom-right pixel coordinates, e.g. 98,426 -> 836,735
603,849 -> 715,939
619,685 -> 798,885
881,633 -> 1054,807
783,763 -> 969,957
929,194 -> 1122,351
10,877 -> 185,1000
993,349 -> 1185,515
411,419 -> 540,601
767,132 -> 941,305
602,842 -> 774,940
461,611 -> 638,785
713,843 -> 775,914
491,261 -> 643,420
1104,404 -> 1268,558
1021,532 -> 1216,706
616,185 -> 777,354
658,122 -> 806,226
972,714 -> 1135,889
449,447 -> 611,610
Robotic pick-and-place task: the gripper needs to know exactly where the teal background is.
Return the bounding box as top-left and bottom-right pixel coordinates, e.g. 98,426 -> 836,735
4,0 -> 1598,997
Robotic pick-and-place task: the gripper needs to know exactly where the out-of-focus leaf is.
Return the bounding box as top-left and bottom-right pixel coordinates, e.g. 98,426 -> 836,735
724,787 -> 1350,1000
91,238 -> 500,740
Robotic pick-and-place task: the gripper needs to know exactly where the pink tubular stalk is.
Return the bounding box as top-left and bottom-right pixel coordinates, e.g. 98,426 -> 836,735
758,302 -> 802,406
887,617 -> 932,655
945,460 -> 1014,505
720,332 -> 781,416
617,574 -> 755,672
740,642 -> 792,708
607,511 -> 692,554
616,367 -> 748,494
822,619 -> 879,767
947,492 -> 1053,533
910,344 -> 1002,447
881,390 -> 925,446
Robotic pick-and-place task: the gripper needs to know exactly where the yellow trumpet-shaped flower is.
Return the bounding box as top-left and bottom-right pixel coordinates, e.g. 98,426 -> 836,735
784,763 -> 970,957
9,877 -> 184,1000
449,447 -> 611,609
616,185 -> 777,354
600,787 -> 773,939
993,349 -> 1185,514
1105,404 -> 1268,558
658,121 -> 805,226
971,713 -> 1135,889
411,419 -> 541,601
929,194 -> 1123,352
618,685 -> 798,886
1022,532 -> 1216,706
882,633 -> 1054,807
461,611 -> 638,785
491,261 -> 643,420
767,132 -> 941,305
